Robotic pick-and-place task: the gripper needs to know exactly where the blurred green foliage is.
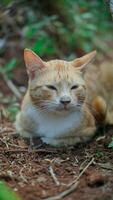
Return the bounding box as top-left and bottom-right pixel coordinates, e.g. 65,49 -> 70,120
22,0 -> 113,57
0,92 -> 20,121
7,103 -> 20,121
1,0 -> 12,6
0,181 -> 21,200
0,58 -> 17,77
0,0 -> 113,59
0,58 -> 19,120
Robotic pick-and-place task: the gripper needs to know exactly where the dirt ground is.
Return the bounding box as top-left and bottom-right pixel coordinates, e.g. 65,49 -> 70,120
0,117 -> 113,200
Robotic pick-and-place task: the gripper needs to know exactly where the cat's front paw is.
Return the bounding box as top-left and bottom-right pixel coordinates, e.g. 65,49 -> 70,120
41,136 -> 81,147
16,128 -> 33,138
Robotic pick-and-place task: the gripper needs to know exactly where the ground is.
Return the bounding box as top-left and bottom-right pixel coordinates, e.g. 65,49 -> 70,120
0,118 -> 113,200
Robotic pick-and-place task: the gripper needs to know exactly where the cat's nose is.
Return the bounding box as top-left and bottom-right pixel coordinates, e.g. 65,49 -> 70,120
60,96 -> 71,105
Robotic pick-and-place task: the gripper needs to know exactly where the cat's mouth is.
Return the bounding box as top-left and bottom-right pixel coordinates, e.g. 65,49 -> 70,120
55,104 -> 80,112
56,105 -> 70,111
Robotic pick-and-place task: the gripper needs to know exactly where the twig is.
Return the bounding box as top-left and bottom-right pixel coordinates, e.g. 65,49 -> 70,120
98,162 -> 113,170
3,74 -> 22,100
43,158 -> 94,200
44,181 -> 79,200
0,148 -> 59,154
6,142 -> 24,148
19,165 -> 28,183
0,138 -> 9,149
49,166 -> 60,186
68,157 -> 94,186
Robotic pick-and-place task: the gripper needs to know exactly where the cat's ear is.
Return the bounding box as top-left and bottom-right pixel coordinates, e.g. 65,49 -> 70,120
24,48 -> 45,79
71,51 -> 96,72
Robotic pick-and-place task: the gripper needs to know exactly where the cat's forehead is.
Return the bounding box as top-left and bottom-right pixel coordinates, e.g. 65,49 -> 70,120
33,59 -> 84,85
44,59 -> 82,80
45,59 -> 72,70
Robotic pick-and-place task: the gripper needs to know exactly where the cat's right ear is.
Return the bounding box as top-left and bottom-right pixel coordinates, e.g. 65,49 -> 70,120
71,51 -> 96,73
24,49 -> 45,79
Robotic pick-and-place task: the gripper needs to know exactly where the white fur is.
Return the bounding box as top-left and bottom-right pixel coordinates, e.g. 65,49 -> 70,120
24,104 -> 83,145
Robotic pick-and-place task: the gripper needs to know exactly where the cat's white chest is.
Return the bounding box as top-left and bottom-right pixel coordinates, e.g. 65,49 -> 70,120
27,106 -> 82,138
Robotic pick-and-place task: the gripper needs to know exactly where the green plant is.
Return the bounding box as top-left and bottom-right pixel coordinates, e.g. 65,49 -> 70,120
108,136 -> 113,148
7,103 -> 20,121
1,0 -> 13,6
0,92 -> 20,121
0,58 -> 17,79
64,0 -> 113,52
0,59 -> 20,121
95,150 -> 104,158
23,16 -> 58,57
23,0 -> 113,57
0,181 -> 21,200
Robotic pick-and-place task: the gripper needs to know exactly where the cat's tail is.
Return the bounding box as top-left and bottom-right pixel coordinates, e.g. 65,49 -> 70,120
91,96 -> 107,124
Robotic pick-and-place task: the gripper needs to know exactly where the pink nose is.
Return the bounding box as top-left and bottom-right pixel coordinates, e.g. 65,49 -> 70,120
60,96 -> 71,105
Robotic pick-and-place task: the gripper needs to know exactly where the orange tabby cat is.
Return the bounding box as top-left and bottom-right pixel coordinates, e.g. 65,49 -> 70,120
15,49 -> 107,146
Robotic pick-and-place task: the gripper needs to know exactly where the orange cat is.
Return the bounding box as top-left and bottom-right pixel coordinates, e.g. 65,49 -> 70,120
15,49 -> 107,146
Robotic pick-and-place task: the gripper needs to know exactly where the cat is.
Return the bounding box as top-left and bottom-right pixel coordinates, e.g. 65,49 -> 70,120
15,49 -> 107,147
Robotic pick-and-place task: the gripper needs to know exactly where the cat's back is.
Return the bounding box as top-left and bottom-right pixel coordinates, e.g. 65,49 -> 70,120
85,60 -> 113,102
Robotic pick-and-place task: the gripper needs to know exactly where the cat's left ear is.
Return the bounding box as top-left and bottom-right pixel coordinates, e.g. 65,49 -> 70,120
24,48 -> 45,80
71,51 -> 96,73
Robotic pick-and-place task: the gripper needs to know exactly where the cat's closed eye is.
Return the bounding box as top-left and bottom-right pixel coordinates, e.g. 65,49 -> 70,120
46,85 -> 57,91
71,85 -> 79,90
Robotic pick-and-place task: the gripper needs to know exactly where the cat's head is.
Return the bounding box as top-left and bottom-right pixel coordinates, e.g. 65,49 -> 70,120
24,49 -> 96,115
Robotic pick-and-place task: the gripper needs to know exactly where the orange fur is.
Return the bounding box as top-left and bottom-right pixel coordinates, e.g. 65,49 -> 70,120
91,96 -> 107,123
85,61 -> 113,124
